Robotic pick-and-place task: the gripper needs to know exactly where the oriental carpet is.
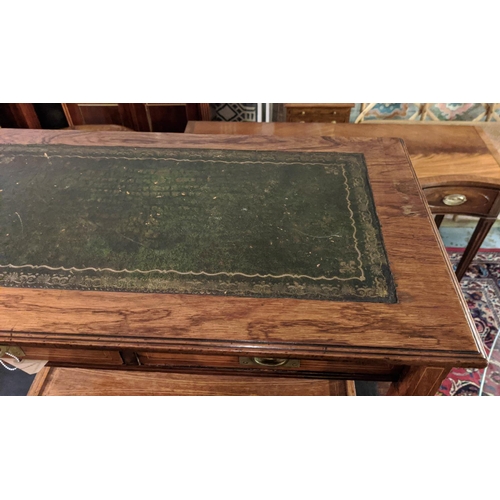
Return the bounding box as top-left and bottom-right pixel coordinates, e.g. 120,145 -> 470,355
437,251 -> 500,396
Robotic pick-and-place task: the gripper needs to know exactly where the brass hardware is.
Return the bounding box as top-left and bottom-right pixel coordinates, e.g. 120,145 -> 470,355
0,346 -> 25,358
254,357 -> 288,366
442,194 -> 467,206
239,356 -> 300,368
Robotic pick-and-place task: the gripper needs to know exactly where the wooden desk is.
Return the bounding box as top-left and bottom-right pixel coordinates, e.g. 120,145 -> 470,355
0,129 -> 486,396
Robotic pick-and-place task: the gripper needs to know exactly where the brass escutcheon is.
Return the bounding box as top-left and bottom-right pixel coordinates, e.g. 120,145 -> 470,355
442,194 -> 467,206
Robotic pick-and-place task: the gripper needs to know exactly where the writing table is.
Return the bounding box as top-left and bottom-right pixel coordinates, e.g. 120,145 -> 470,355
0,129 -> 486,395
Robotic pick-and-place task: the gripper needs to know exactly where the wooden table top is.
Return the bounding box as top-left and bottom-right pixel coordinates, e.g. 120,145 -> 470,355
185,121 -> 500,186
0,129 -> 486,369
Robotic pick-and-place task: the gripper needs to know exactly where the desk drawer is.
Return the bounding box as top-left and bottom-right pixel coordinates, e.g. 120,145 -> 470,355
423,185 -> 498,217
136,351 -> 398,379
286,106 -> 351,123
18,346 -> 123,366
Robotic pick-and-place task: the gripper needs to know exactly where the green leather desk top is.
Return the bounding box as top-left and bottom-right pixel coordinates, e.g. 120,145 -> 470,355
0,144 -> 395,302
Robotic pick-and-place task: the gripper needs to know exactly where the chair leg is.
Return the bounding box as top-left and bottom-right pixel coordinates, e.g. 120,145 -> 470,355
455,218 -> 496,281
434,214 -> 445,229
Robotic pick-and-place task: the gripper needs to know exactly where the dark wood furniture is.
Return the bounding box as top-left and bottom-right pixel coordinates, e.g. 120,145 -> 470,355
28,367 -> 356,396
0,104 -> 42,129
285,103 -> 354,123
185,121 -> 500,281
0,129 -> 486,396
62,104 -> 210,132
0,104 -> 210,132
423,178 -> 500,280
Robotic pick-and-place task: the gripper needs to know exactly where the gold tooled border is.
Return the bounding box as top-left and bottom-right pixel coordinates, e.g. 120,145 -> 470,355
0,146 -> 394,299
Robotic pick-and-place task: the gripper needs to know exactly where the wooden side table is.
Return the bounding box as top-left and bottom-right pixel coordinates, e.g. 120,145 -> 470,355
0,129 -> 486,396
423,177 -> 500,280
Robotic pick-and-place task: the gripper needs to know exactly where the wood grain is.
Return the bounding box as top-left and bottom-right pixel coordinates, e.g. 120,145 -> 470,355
184,121 -> 500,185
28,366 -> 355,396
61,104 -> 209,133
423,184 -> 499,217
61,104 -> 84,127
136,351 -> 400,378
10,104 -> 41,129
117,104 -> 150,132
386,366 -> 450,396
476,125 -> 500,169
19,346 -> 123,365
0,129 -> 486,378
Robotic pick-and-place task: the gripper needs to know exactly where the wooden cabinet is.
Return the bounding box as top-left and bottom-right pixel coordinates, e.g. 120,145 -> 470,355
0,103 -> 210,132
62,103 -> 210,132
285,103 -> 354,123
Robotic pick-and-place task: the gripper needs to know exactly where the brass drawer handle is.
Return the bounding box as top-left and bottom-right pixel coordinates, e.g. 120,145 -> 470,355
252,357 -> 288,367
239,356 -> 300,368
442,194 -> 467,206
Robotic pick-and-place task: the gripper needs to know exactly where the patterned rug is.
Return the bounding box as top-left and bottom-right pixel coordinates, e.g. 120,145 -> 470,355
437,251 -> 500,396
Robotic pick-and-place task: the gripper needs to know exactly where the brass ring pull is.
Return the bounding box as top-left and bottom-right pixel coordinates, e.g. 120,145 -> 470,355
252,357 -> 288,367
442,194 -> 467,206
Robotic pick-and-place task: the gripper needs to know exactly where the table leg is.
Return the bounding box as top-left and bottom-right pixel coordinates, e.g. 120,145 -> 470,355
386,366 -> 450,396
455,218 -> 496,281
434,214 -> 445,229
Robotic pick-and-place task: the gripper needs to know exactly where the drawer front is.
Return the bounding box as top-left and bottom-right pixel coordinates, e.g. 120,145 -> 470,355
18,346 -> 123,366
286,107 -> 351,123
423,185 -> 498,217
136,351 -> 398,379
